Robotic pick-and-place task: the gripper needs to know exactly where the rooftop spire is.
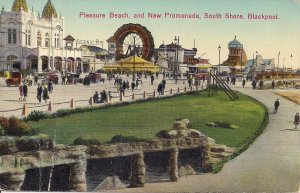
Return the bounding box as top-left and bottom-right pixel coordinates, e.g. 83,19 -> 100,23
42,0 -> 57,19
11,0 -> 28,12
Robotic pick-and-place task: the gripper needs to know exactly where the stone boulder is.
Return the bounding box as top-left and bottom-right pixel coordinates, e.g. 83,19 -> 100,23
93,176 -> 126,191
178,165 -> 196,177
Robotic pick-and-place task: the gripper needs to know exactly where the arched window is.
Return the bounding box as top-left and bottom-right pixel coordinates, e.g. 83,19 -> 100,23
37,31 -> 42,46
45,33 -> 50,47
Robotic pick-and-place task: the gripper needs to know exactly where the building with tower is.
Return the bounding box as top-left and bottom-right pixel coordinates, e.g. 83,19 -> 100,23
222,36 -> 247,69
0,0 -> 82,73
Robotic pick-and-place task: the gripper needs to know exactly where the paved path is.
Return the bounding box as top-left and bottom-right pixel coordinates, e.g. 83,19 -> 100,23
116,84 -> 300,193
0,75 -> 194,118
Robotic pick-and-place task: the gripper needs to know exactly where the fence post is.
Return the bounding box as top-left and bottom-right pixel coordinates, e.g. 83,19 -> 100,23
70,99 -> 75,108
190,86 -> 193,92
170,88 -> 173,94
89,97 -> 93,106
184,87 -> 187,92
177,87 -> 180,93
48,101 -> 53,112
153,90 -> 156,97
119,92 -> 123,101
132,93 -> 135,100
22,104 -> 28,116
196,84 -> 199,91
143,91 -> 146,99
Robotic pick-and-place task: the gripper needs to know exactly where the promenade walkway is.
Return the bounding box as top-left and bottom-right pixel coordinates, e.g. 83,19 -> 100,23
117,84 -> 300,193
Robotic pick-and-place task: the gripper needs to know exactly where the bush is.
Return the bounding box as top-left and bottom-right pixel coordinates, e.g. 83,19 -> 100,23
26,110 -> 49,121
110,135 -> 147,143
215,121 -> 231,129
0,116 -> 9,129
155,130 -> 171,139
0,125 -> 4,136
73,137 -> 101,145
16,134 -> 53,151
5,117 -> 33,136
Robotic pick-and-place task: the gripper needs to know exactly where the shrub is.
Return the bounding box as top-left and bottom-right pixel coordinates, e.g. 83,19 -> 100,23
0,116 -> 9,129
16,134 -> 53,151
215,121 -> 231,129
155,130 -> 171,139
26,110 -> 49,121
5,117 -> 33,136
73,137 -> 101,145
0,125 -> 4,136
110,135 -> 147,143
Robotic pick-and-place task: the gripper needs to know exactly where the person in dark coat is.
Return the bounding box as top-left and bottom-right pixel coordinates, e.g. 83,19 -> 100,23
93,91 -> 100,103
294,113 -> 300,129
242,79 -> 246,88
272,80 -> 275,90
274,99 -> 280,114
162,79 -> 166,95
157,83 -> 163,95
150,75 -> 155,85
37,84 -> 43,103
131,81 -> 135,91
251,80 -> 256,89
43,86 -> 49,104
23,83 -> 28,101
48,81 -> 53,93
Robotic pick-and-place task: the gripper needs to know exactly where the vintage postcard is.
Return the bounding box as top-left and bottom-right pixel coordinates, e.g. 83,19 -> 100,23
0,0 -> 299,192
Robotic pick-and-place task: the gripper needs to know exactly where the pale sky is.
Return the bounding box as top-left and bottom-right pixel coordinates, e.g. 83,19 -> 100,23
2,0 -> 300,68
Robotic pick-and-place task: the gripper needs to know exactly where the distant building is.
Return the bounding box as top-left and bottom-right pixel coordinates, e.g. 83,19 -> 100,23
155,43 -> 197,72
244,55 -> 275,75
223,36 -> 247,67
0,0 -> 82,72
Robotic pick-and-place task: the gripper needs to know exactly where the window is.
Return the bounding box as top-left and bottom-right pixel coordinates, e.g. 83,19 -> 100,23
7,29 -> 17,44
54,33 -> 60,48
25,30 -> 31,46
37,31 -> 42,46
45,33 -> 50,47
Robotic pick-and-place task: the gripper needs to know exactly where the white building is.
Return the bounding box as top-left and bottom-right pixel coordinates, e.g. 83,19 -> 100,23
0,0 -> 82,72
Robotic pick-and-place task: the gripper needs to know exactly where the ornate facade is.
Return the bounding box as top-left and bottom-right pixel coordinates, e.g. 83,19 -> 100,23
223,36 -> 247,67
0,0 -> 82,72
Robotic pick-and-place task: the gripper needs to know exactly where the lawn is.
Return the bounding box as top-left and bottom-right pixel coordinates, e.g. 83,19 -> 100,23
29,91 -> 267,147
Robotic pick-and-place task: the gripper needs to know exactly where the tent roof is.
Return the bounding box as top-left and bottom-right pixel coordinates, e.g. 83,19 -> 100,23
117,55 -> 153,64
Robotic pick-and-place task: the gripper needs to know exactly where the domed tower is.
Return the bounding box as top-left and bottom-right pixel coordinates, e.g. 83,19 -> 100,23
223,36 -> 247,67
11,0 -> 28,12
42,0 -> 57,19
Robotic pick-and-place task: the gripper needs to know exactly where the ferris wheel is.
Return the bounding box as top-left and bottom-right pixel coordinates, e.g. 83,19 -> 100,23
113,23 -> 155,61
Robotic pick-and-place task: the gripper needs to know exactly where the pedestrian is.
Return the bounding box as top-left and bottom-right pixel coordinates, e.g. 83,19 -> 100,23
43,85 -> 49,104
188,77 -> 192,88
274,99 -> 280,114
34,74 -> 38,85
157,72 -> 159,78
23,83 -> 28,101
48,80 -> 53,94
294,113 -> 300,129
135,79 -> 139,89
131,81 -> 135,91
93,91 -> 100,103
18,82 -> 24,101
157,82 -> 163,95
272,80 -> 275,90
150,75 -> 155,85
162,79 -> 166,95
251,80 -> 256,89
242,79 -> 246,88
37,83 -> 43,103
259,80 -> 264,90
101,90 -> 108,103
62,74 -> 66,85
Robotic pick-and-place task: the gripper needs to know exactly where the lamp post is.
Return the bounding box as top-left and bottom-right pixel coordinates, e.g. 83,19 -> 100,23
290,54 -> 293,69
218,45 -> 221,72
132,36 -> 136,81
277,51 -> 280,70
173,36 -> 179,82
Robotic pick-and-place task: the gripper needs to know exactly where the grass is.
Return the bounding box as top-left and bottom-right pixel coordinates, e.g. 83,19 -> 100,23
29,91 -> 266,147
